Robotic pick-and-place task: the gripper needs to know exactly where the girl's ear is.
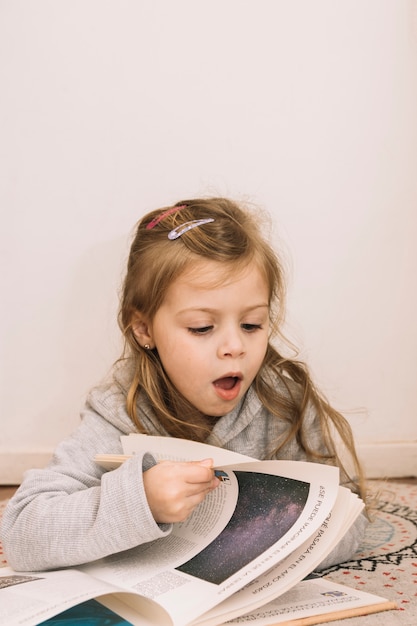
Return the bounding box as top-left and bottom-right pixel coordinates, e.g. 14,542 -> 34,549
131,311 -> 154,349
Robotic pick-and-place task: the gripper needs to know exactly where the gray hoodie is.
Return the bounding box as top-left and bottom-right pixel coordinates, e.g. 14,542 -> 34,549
1,373 -> 367,571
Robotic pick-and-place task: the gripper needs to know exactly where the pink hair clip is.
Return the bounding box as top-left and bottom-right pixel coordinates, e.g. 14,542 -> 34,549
168,218 -> 214,240
146,205 -> 186,230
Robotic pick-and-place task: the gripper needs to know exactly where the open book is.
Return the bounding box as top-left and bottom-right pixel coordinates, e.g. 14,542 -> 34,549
0,435 -> 396,626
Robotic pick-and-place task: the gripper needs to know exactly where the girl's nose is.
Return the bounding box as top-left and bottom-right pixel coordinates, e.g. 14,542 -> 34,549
218,329 -> 245,358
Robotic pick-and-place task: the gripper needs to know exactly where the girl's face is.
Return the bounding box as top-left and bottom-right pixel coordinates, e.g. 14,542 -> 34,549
148,260 -> 270,417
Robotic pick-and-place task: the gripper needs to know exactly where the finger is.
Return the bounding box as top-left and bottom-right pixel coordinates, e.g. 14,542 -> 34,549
185,459 -> 217,484
184,474 -> 220,497
195,458 -> 214,467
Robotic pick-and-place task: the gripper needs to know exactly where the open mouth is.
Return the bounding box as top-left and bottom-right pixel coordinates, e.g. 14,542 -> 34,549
213,375 -> 241,391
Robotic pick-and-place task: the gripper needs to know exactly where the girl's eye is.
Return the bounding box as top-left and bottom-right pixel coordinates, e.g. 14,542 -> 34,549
188,326 -> 213,335
241,323 -> 262,332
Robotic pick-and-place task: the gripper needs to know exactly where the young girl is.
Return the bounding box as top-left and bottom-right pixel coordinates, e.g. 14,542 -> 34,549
1,197 -> 368,572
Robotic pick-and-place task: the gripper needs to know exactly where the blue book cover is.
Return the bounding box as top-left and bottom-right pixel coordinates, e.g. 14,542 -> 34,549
38,599 -> 133,625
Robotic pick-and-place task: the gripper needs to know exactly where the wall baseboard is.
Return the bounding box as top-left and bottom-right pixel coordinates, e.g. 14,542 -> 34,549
357,442 -> 417,479
0,452 -> 53,485
0,442 -> 416,485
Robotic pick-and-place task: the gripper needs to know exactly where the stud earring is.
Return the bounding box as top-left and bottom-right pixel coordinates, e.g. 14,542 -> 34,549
144,344 -> 151,350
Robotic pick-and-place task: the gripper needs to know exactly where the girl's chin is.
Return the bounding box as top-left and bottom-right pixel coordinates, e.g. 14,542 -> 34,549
200,397 -> 242,418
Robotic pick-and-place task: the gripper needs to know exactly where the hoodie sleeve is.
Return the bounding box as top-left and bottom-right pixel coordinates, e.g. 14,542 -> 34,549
0,405 -> 172,571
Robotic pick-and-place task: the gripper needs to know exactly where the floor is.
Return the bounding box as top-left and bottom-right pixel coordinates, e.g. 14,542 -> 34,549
0,486 -> 19,499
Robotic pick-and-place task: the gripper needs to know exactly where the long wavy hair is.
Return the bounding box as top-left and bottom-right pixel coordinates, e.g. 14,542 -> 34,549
118,197 -> 367,503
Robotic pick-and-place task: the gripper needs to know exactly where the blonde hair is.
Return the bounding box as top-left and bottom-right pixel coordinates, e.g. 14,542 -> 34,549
118,197 -> 367,503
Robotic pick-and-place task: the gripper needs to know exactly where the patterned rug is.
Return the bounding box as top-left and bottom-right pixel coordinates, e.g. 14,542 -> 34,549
1,481 -> 416,625
320,480 -> 417,625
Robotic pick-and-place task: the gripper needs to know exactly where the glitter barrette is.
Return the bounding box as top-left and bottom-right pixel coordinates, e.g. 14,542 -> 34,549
168,218 -> 215,240
146,205 -> 186,230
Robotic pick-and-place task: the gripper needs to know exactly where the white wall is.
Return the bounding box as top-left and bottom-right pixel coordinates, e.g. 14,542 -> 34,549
1,0 -> 416,482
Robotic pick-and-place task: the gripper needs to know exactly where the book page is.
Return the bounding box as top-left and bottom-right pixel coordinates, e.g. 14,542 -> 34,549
0,568 -> 148,626
2,437 -> 366,626
191,487 -> 364,626
222,577 -> 395,625
82,460 -> 343,626
95,434 -> 255,471
121,434 -> 256,464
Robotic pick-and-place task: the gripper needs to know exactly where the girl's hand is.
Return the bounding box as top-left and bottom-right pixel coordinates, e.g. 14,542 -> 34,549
143,458 -> 220,524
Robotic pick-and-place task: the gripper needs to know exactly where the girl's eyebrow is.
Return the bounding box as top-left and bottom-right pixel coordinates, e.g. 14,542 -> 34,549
176,304 -> 269,315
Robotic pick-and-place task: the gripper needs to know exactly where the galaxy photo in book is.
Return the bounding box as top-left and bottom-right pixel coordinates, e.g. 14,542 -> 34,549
176,472 -> 309,584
